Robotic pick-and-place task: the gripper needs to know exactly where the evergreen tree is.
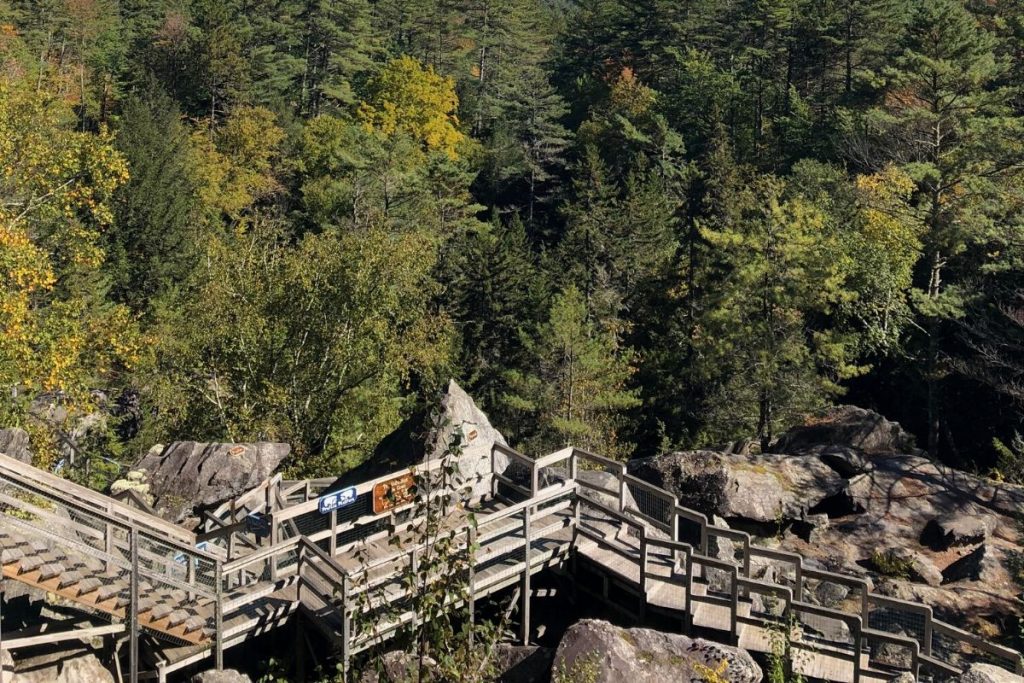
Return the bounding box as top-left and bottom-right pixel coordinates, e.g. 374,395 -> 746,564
441,216 -> 549,417
108,86 -> 198,312
854,0 -> 1024,455
503,285 -> 639,458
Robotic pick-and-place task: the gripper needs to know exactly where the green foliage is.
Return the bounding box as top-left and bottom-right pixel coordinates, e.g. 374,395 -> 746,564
4,0 -> 1024,497
551,651 -> 602,683
869,550 -> 916,580
503,284 -> 640,458
992,433 -> 1024,484
351,412 -> 505,682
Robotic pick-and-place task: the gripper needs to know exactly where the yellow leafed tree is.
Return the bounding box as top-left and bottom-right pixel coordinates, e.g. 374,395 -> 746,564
0,74 -> 141,463
358,56 -> 465,158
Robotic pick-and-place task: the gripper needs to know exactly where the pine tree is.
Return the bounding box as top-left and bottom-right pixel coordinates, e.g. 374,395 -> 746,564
503,285 -> 639,458
696,176 -> 857,443
854,0 -> 1024,455
108,85 -> 198,312
441,216 -> 550,417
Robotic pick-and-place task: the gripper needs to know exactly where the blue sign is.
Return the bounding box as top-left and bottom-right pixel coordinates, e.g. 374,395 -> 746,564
319,487 -> 357,514
246,511 -> 271,538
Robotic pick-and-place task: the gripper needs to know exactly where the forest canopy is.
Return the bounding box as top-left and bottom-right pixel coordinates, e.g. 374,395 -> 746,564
2,0 -> 1024,483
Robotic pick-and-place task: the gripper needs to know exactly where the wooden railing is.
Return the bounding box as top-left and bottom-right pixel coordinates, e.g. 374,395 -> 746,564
3,443 -> 1023,683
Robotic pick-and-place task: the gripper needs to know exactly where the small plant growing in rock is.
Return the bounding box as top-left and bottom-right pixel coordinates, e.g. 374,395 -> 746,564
693,659 -> 731,683
869,550 -> 915,580
551,651 -> 601,683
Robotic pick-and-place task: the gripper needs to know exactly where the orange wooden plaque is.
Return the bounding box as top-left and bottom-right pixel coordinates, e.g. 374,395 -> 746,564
373,473 -> 416,514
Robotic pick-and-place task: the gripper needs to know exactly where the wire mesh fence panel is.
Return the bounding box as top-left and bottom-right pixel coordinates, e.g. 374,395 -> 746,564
868,604 -> 926,645
932,627 -> 969,672
745,586 -> 788,621
705,528 -> 746,567
801,576 -> 865,618
796,608 -> 855,645
867,633 -> 917,671
497,458 -> 533,502
625,479 -> 673,531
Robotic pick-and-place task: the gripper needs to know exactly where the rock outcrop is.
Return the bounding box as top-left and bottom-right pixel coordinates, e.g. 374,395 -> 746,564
2,650 -> 115,683
957,663 -> 1024,683
771,405 -> 917,455
0,427 -> 32,464
628,450 -> 845,523
190,670 -> 253,683
331,380 -> 509,499
131,441 -> 291,524
628,405 -> 1024,629
552,619 -> 762,683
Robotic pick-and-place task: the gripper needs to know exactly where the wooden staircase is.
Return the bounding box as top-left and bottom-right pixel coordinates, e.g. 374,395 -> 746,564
0,522 -> 214,644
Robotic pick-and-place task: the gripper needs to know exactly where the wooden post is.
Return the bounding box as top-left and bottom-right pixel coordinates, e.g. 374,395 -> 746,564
683,553 -> 694,635
617,466 -> 626,513
269,514 -> 278,581
215,561 -> 224,670
852,620 -> 863,683
638,529 -> 648,623
922,609 -> 932,658
340,575 -> 351,676
519,506 -> 531,645
129,528 -> 139,683
329,510 -> 337,556
467,526 -> 476,647
793,559 -> 803,602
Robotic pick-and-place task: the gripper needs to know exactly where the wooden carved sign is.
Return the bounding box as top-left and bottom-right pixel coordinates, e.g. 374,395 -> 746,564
373,473 -> 416,515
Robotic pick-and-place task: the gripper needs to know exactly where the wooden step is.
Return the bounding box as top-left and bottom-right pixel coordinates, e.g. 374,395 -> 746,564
165,610 -> 190,628
1,548 -> 23,564
75,577 -> 102,596
36,563 -> 64,581
148,604 -> 173,621
57,570 -> 83,589
18,555 -> 45,572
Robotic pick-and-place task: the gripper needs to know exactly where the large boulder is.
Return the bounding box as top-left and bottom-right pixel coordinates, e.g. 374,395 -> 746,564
133,441 -> 291,523
957,663 -> 1024,683
191,671 -> 252,683
493,644 -> 554,683
3,651 -> 115,683
628,450 -> 845,524
628,451 -> 727,517
0,427 -> 32,463
922,511 -> 998,550
332,380 -> 508,500
772,405 -> 916,455
552,619 -> 762,683
942,544 -> 1011,588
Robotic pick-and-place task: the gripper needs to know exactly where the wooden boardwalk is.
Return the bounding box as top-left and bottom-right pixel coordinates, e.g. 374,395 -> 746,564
0,446 -> 1021,682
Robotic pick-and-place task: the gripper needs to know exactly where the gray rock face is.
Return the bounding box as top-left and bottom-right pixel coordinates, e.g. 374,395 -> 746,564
942,544 -> 1009,586
957,663 -> 1024,683
493,644 -> 554,683
2,652 -> 115,683
358,651 -> 437,682
190,670 -> 252,683
135,441 -> 290,523
0,427 -> 32,463
332,380 -> 508,500
552,619 -> 762,683
818,445 -> 873,478
772,405 -> 917,455
629,450 -> 845,524
628,450 -> 727,517
873,546 -> 943,587
437,380 -> 509,498
922,511 -> 998,550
